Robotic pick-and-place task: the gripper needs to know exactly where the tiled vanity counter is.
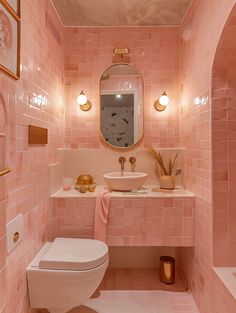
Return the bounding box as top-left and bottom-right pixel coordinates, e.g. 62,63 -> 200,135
50,187 -> 195,247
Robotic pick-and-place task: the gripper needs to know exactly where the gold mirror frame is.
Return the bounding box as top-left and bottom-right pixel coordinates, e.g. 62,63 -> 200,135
99,63 -> 144,151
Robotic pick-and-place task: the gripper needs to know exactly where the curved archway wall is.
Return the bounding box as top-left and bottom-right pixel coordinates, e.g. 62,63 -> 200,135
212,5 -> 236,267
178,1 -> 236,313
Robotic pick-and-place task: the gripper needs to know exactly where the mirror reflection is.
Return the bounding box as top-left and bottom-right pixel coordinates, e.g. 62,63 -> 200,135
100,64 -> 144,149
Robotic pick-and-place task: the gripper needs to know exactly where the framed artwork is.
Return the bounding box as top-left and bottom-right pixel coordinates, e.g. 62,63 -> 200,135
0,1 -> 20,79
1,0 -> 20,19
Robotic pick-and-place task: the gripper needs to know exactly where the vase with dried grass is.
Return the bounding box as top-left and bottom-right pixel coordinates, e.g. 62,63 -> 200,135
149,147 -> 181,190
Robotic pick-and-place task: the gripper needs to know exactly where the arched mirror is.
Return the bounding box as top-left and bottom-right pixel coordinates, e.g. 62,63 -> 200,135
100,64 -> 144,150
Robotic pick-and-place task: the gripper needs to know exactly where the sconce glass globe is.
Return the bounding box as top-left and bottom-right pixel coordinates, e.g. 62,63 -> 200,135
77,91 -> 88,105
159,92 -> 170,106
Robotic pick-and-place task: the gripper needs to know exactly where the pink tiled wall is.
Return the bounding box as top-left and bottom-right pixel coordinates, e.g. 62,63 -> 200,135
50,197 -> 195,247
2,1 -> 236,313
0,0 -> 64,312
0,95 -> 7,312
178,0 -> 236,313
212,6 -> 236,266
64,27 -> 180,149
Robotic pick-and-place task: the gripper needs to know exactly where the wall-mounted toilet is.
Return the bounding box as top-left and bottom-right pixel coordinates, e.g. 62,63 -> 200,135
27,237 -> 109,313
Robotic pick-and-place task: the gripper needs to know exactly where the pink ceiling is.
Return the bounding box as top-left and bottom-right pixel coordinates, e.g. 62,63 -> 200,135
52,0 -> 192,26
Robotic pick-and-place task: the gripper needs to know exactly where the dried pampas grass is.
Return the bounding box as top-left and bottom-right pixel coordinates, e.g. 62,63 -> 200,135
149,147 -> 179,176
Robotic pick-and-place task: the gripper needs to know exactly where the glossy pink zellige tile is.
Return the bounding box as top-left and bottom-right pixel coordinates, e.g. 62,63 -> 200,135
0,200 -> 6,238
64,26 -> 180,148
50,195 -> 195,247
0,236 -> 6,269
0,177 -> 6,202
180,1 -> 236,312
0,0 -> 65,311
211,0 -> 236,270
0,268 -> 6,311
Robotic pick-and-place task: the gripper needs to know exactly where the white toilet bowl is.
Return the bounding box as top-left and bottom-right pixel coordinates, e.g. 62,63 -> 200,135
27,237 -> 109,313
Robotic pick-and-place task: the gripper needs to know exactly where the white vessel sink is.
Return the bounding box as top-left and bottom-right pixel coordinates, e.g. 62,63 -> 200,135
103,172 -> 148,191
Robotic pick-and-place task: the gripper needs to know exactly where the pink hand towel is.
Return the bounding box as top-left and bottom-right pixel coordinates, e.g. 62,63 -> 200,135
94,190 -> 111,242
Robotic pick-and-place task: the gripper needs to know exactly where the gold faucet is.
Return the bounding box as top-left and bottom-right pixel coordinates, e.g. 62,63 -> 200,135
119,156 -> 126,176
129,156 -> 136,172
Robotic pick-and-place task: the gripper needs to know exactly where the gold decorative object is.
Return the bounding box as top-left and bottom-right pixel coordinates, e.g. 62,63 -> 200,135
75,175 -> 96,193
88,184 -> 96,192
77,174 -> 93,185
79,185 -> 87,193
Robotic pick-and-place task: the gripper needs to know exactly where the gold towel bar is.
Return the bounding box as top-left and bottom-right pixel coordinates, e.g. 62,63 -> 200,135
0,168 -> 11,177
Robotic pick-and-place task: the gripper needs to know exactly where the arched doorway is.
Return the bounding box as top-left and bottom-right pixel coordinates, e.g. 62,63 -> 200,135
212,4 -> 236,266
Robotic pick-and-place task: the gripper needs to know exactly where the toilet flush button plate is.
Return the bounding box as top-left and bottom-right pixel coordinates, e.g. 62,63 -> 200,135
6,214 -> 23,253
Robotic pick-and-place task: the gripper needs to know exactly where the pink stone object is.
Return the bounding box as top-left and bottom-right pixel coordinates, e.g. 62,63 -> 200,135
63,185 -> 71,191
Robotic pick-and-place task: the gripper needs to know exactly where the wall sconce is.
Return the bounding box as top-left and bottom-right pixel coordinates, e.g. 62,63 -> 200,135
77,90 -> 92,111
154,91 -> 170,111
112,48 -> 131,64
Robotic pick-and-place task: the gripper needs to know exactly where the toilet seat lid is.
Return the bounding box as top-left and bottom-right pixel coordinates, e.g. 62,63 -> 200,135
39,238 -> 109,271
